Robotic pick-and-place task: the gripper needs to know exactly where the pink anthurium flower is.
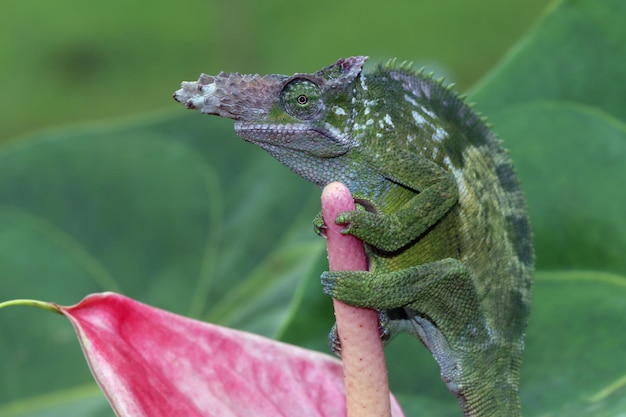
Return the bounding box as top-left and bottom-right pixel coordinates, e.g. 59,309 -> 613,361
48,292 -> 405,417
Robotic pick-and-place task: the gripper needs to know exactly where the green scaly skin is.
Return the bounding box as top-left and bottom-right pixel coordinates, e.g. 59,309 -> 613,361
174,56 -> 533,417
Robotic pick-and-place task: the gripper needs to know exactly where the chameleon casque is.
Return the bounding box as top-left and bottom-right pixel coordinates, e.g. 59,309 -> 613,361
173,56 -> 533,416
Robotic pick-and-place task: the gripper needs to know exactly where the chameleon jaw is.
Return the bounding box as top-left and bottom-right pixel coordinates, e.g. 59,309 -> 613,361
235,121 -> 352,157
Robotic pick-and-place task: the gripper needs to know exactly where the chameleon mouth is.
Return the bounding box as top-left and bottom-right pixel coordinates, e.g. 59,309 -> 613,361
234,121 -> 350,156
235,121 -> 333,143
234,121 -> 312,137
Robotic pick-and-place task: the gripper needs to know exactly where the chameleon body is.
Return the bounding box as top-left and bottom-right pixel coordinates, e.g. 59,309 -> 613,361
173,56 -> 533,416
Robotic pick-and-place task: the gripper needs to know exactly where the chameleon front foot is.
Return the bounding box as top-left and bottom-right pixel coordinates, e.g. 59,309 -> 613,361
312,211 -> 327,237
334,210 -> 406,253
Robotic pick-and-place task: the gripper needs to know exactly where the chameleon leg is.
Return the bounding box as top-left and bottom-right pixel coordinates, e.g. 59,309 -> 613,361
321,258 -> 523,417
335,148 -> 459,253
321,258 -> 490,345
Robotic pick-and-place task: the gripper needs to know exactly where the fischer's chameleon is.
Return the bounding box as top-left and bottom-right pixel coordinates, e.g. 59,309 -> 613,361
173,56 -> 533,416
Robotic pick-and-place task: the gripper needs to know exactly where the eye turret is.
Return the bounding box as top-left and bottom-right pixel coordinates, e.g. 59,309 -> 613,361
280,79 -> 324,120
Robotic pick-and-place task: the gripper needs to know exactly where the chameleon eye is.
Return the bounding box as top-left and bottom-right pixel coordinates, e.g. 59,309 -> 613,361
280,79 -> 323,120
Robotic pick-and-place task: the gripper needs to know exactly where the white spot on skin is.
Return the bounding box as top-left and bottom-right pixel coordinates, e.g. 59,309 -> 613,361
334,107 -> 346,116
422,108 -> 436,119
404,94 -> 418,107
383,114 -> 394,127
443,155 -> 467,200
411,110 -> 427,127
411,106 -> 443,138
360,75 -> 368,91
433,127 -> 448,142
443,156 -> 455,171
362,99 -> 377,117
323,123 -> 346,143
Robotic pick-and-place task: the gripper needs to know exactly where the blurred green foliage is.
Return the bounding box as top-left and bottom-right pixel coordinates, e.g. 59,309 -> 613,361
2,0 -> 626,416
0,0 -> 547,142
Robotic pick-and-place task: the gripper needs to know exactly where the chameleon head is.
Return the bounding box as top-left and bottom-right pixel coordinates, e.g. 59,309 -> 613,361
173,57 -> 368,159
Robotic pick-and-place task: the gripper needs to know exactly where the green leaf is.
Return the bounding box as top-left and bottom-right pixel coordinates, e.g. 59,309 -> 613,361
469,0 -> 626,275
489,102 -> 626,274
523,271 -> 626,416
471,0 -> 626,123
0,386 -> 110,417
0,113 -> 322,413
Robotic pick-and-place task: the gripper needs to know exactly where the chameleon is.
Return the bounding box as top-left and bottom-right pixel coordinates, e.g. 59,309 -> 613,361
173,56 -> 533,417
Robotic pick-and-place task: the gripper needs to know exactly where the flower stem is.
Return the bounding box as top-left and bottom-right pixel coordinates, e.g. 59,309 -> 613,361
0,299 -> 62,314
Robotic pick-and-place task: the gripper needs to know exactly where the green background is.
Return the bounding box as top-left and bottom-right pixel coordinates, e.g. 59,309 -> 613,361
2,0 -> 626,416
0,0 -> 546,144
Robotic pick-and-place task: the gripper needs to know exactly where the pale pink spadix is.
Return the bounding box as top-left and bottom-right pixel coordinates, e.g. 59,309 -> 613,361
322,182 -> 393,417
